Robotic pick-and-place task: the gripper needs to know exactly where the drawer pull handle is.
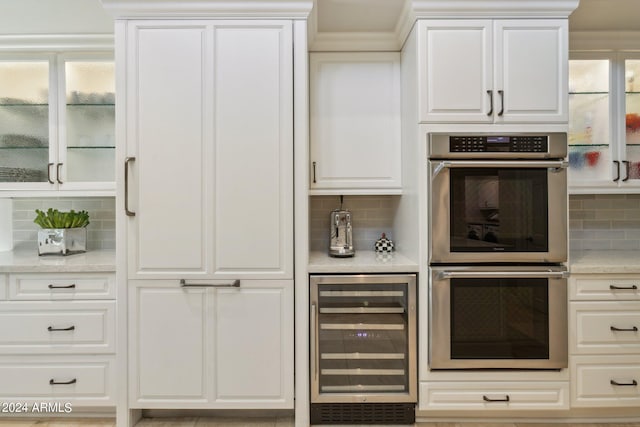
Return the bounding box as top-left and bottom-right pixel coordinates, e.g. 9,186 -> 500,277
610,326 -> 638,332
483,395 -> 510,402
49,378 -> 77,385
610,285 -> 638,290
610,379 -> 638,387
47,326 -> 75,332
48,284 -> 76,289
180,279 -> 240,288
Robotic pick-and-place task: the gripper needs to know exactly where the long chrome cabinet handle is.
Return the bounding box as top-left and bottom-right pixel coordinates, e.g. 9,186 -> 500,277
439,271 -> 569,280
47,163 -> 55,184
486,90 -> 493,116
125,157 -> 136,217
435,160 -> 568,169
497,90 -> 504,116
56,163 -> 63,184
179,279 -> 240,288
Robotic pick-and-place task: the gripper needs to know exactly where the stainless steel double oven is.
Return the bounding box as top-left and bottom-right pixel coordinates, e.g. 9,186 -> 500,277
428,132 -> 569,370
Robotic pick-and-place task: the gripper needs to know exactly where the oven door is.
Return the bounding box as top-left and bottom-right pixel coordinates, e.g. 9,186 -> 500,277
429,266 -> 568,370
429,160 -> 567,263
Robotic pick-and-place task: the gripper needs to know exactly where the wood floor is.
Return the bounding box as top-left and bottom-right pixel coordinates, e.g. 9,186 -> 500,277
0,419 -> 639,427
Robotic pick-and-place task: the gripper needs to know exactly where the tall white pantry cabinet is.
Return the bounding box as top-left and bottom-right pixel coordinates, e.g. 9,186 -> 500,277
115,18 -> 295,416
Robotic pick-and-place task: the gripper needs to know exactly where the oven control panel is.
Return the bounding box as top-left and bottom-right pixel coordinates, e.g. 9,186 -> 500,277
450,135 -> 548,153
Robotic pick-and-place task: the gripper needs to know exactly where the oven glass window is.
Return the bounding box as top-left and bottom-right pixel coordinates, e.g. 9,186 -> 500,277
449,168 -> 549,252
450,278 -> 549,359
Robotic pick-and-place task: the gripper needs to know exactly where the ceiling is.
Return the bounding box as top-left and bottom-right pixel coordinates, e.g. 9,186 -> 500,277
309,0 -> 640,50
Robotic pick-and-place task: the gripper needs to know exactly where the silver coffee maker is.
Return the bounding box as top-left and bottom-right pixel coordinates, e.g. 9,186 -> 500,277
329,198 -> 354,257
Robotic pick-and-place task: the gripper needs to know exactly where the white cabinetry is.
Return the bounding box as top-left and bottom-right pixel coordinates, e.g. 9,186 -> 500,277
129,280 -> 293,408
418,19 -> 567,123
0,272 -> 116,406
569,274 -> 640,407
124,21 -> 292,281
120,20 -> 294,409
309,52 -> 401,194
0,50 -> 115,195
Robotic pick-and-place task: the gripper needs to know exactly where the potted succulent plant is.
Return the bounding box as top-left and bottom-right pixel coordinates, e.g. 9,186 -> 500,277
34,208 -> 90,255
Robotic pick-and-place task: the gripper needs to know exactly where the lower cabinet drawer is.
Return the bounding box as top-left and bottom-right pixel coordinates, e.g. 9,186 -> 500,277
571,301 -> 640,354
419,381 -> 569,411
9,273 -> 116,301
571,355 -> 640,408
0,301 -> 115,354
0,355 -> 115,406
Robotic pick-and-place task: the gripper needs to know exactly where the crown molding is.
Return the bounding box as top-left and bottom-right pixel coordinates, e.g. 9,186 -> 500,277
0,34 -> 114,51
100,0 -> 313,19
408,0 -> 580,19
570,31 -> 640,51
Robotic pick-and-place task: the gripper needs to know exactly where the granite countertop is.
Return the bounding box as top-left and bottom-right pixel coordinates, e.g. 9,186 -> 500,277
308,250 -> 419,273
570,250 -> 640,274
0,249 -> 116,273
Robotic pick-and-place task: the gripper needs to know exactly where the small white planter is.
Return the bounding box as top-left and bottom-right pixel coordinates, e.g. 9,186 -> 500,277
37,228 -> 87,256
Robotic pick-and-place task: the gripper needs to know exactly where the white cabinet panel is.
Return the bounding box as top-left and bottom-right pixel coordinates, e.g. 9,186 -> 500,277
419,381 -> 569,411
418,19 -> 567,124
214,280 -> 293,406
9,273 -> 116,300
131,283 -> 210,404
127,23 -> 213,278
0,355 -> 115,405
0,301 -> 115,354
310,52 -> 402,193
212,22 -> 293,277
571,301 -> 640,354
130,280 -> 293,409
495,20 -> 568,123
572,355 -> 640,407
570,275 -> 640,301
126,21 -> 292,280
418,20 -> 491,122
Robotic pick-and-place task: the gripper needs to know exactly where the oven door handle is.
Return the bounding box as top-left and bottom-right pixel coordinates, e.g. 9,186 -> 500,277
431,160 -> 567,178
439,271 -> 569,280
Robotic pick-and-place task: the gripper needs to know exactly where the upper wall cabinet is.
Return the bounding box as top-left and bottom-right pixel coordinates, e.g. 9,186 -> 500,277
0,53 -> 114,194
124,21 -> 293,280
418,20 -> 568,124
309,52 -> 402,195
568,52 -> 640,193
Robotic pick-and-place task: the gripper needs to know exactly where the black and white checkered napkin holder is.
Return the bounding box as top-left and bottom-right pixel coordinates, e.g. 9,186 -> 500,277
374,233 -> 394,253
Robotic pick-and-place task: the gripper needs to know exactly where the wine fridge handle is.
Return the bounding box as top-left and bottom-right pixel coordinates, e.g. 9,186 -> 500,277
311,303 -> 319,383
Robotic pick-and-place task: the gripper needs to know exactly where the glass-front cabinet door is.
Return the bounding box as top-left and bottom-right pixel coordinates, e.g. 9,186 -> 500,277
0,54 -> 114,193
60,57 -> 115,189
0,58 -> 52,188
569,52 -> 640,192
624,56 -> 640,182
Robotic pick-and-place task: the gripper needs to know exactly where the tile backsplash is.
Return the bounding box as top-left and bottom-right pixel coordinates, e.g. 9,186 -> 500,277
11,197 -> 115,251
569,194 -> 640,251
310,195 -> 399,252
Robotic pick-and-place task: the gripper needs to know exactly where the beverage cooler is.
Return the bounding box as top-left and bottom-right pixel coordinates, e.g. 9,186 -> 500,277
310,274 -> 417,425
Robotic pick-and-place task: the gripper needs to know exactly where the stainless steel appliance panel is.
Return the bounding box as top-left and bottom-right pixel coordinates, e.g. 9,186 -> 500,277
429,158 -> 567,264
429,266 -> 568,369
